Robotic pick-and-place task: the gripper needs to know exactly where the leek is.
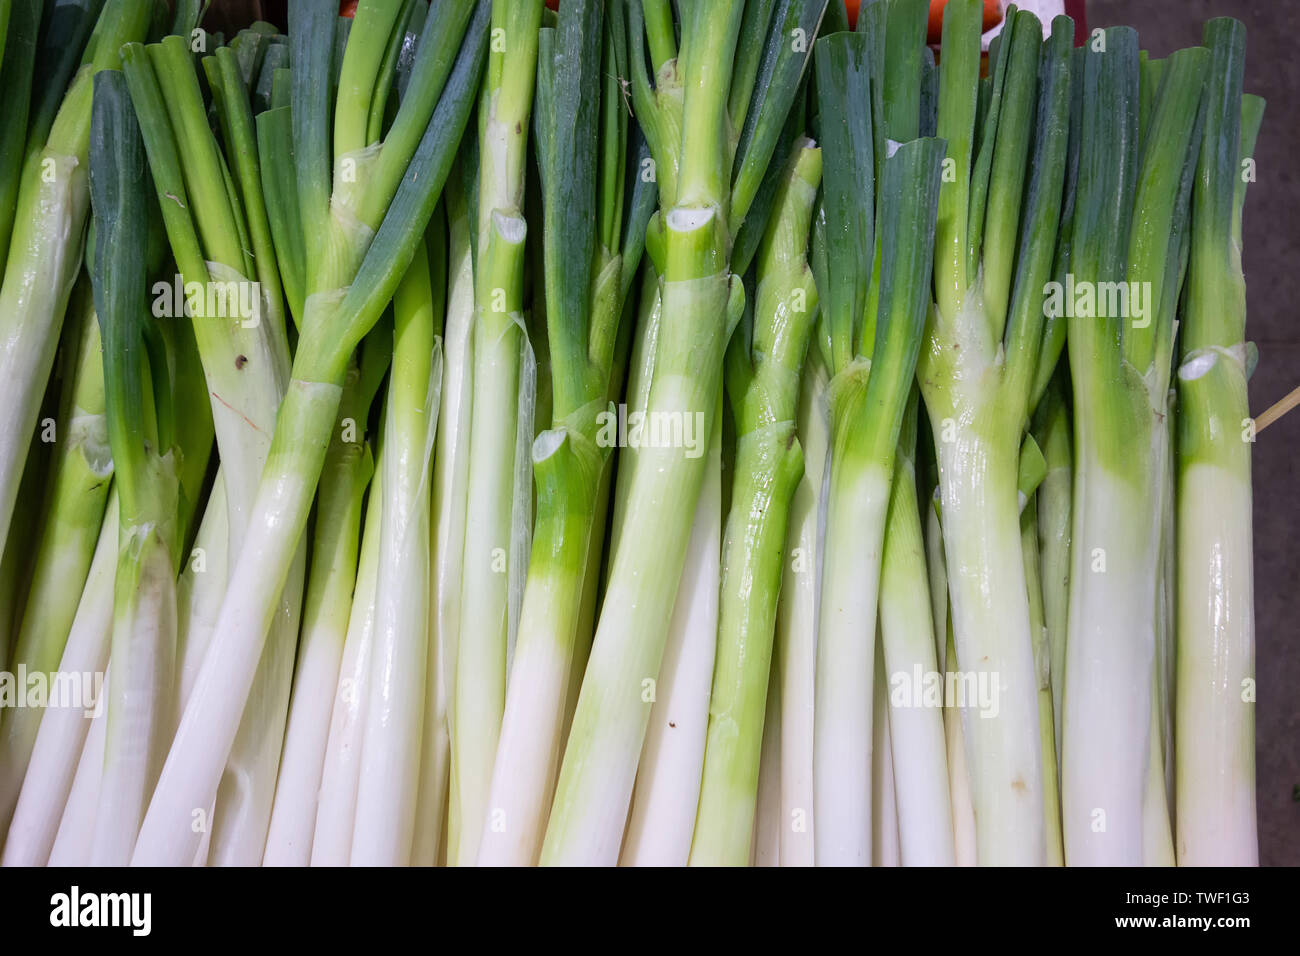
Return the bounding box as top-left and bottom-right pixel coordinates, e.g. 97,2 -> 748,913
917,3 -> 1072,865
480,0 -> 652,867
1174,18 -> 1263,866
1061,33 -> 1206,866
131,0 -> 486,866
542,0 -> 825,869
690,140 -> 821,866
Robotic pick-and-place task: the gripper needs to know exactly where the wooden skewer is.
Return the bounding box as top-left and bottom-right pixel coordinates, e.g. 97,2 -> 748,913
1254,383 -> 1300,434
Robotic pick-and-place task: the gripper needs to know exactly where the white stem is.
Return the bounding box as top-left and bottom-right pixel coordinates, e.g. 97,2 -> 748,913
2,502 -> 117,866
476,535 -> 585,867
925,493 -> 948,674
175,473 -> 229,711
452,322 -> 532,865
880,495 -> 955,865
620,422 -> 721,867
774,361 -> 828,868
310,469 -> 384,866
944,625 -> 977,867
48,667 -> 109,868
752,650 -> 782,868
414,205 -> 474,867
937,430 -> 1045,865
813,461 -> 891,866
1175,461 -> 1256,865
130,384 -> 338,867
351,344 -> 442,865
208,549 -> 305,866
263,458 -> 369,866
871,646 -> 900,867
1061,464 -> 1157,866
90,530 -> 177,866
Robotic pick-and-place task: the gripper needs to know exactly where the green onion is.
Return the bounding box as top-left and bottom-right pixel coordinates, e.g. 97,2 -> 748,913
262,361 -> 377,866
689,140 -> 821,866
0,0 -> 150,596
809,12 -> 945,862
620,401 -> 722,864
310,447 -> 385,866
422,164 -> 475,867
479,0 -> 652,867
1174,17 -> 1262,866
85,67 -> 183,866
1033,378 -> 1071,768
772,344 -> 830,867
916,4 -> 1071,865
542,0 -> 821,869
879,399 -> 955,866
1060,31 -> 1206,866
351,226 -> 444,865
0,282 -> 111,837
450,0 -> 543,866
131,0 -> 487,867
1,494 -> 118,865
120,30 -> 304,865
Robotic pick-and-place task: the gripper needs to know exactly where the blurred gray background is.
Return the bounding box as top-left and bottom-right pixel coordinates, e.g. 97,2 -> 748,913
1088,0 -> 1299,866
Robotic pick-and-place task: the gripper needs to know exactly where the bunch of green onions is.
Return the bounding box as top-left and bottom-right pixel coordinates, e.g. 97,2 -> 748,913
0,0 -> 1268,868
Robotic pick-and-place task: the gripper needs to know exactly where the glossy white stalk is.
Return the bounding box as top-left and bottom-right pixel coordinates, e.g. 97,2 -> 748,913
621,415 -> 721,866
2,501 -> 118,866
311,468 -> 383,866
774,355 -> 829,867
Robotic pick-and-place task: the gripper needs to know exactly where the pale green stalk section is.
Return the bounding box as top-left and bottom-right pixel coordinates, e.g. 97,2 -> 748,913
871,643 -> 899,866
943,619 -> 977,865
1034,387 -> 1070,765
690,143 -> 821,866
541,250 -> 732,865
606,267 -> 660,563
775,350 -> 830,867
452,0 -> 542,865
0,434 -> 44,671
1020,496 -> 1063,865
924,494 -> 948,673
1175,20 -> 1261,864
879,404 -> 955,867
752,652 -> 782,867
814,445 -> 890,863
0,287 -> 111,836
1155,392 -> 1177,807
1142,675 -> 1174,865
0,0 -> 151,570
311,465 -> 384,866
